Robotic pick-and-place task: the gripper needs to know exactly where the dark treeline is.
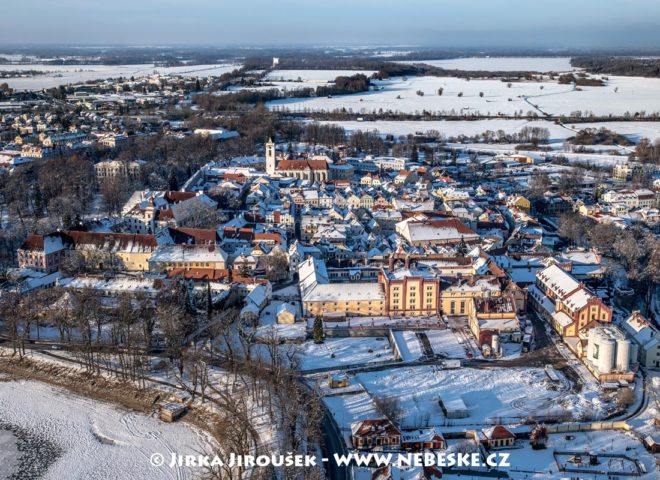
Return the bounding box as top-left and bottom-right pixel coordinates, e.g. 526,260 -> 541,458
316,74 -> 370,96
374,62 -> 545,81
197,74 -> 370,111
567,128 -> 630,146
572,56 -> 660,78
558,73 -> 605,86
634,138 -> 660,165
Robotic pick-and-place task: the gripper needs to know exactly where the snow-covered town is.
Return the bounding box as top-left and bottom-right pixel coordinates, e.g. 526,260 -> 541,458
1,4 -> 660,480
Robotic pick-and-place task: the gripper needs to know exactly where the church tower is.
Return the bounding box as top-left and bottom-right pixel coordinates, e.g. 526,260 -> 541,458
266,138 -> 276,175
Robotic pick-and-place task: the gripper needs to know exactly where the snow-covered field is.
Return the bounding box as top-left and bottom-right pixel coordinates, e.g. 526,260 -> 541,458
0,378 -> 215,480
268,75 -> 660,117
264,69 -> 376,82
319,119 -> 660,143
345,366 -> 602,428
1,63 -> 240,90
296,337 -> 394,372
398,56 -> 575,72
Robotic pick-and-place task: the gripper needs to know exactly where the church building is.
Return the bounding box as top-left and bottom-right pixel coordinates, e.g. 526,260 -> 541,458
266,138 -> 331,182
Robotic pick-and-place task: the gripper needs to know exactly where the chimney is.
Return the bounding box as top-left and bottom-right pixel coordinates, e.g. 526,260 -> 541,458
405,254 -> 410,269
388,256 -> 394,271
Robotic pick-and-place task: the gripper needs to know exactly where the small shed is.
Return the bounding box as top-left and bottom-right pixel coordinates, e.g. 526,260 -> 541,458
328,372 -> 349,389
158,403 -> 187,423
277,302 -> 297,324
439,394 -> 469,419
644,435 -> 660,453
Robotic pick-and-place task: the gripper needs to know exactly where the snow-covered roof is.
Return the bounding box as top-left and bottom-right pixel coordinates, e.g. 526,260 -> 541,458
536,263 -> 580,300
304,283 -> 384,302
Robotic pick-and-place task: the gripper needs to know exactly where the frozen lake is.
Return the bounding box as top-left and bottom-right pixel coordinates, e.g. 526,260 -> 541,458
398,56 -> 575,72
0,378 -> 215,479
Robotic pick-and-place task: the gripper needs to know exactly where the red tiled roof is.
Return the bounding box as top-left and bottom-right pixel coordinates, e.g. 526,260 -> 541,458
164,191 -> 196,203
486,425 -> 515,440
63,231 -> 158,251
166,268 -> 230,281
277,159 -> 327,171
173,227 -> 217,244
20,234 -> 44,251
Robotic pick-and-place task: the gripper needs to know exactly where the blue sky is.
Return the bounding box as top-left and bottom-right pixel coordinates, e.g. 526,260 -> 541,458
2,0 -> 660,48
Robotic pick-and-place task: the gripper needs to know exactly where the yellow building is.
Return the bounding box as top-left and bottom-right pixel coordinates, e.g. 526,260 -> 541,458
302,283 -> 385,317
507,195 -> 531,211
440,277 -> 502,316
467,296 -> 520,346
380,268 -> 441,316
64,231 -> 157,272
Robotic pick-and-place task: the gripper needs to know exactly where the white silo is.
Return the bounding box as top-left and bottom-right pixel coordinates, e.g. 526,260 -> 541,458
615,338 -> 631,372
587,328 -> 597,361
598,336 -> 616,374
491,335 -> 500,356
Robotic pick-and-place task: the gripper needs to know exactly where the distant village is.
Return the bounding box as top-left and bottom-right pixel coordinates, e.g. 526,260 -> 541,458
1,60 -> 659,480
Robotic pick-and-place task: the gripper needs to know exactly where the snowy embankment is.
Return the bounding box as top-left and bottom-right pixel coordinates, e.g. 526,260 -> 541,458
0,377 -> 214,480
390,330 -> 423,361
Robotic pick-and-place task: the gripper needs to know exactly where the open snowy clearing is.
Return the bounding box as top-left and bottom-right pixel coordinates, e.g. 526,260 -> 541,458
268,75 -> 660,117
344,366 -> 608,429
319,119 -> 660,143
398,56 -> 575,72
296,336 -> 394,372
0,378 -> 215,480
2,63 -> 240,90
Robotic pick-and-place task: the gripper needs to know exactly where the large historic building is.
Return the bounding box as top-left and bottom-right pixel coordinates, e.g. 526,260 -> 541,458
266,139 -> 331,182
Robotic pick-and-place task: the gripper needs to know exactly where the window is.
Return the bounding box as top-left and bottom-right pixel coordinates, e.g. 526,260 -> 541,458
460,302 -> 465,314
450,301 -> 456,314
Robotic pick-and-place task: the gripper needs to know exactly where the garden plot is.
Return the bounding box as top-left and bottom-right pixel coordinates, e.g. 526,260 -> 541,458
399,57 -> 575,72
500,430 -> 657,479
354,366 -> 578,429
268,75 -> 660,117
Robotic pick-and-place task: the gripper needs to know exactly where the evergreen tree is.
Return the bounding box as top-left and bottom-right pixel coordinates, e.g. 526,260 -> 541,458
457,236 -> 468,257
411,145 -> 418,163
168,170 -> 179,191
313,316 -> 324,344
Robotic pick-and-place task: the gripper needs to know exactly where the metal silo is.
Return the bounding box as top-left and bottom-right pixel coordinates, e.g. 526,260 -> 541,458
598,336 -> 616,374
615,338 -> 631,372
